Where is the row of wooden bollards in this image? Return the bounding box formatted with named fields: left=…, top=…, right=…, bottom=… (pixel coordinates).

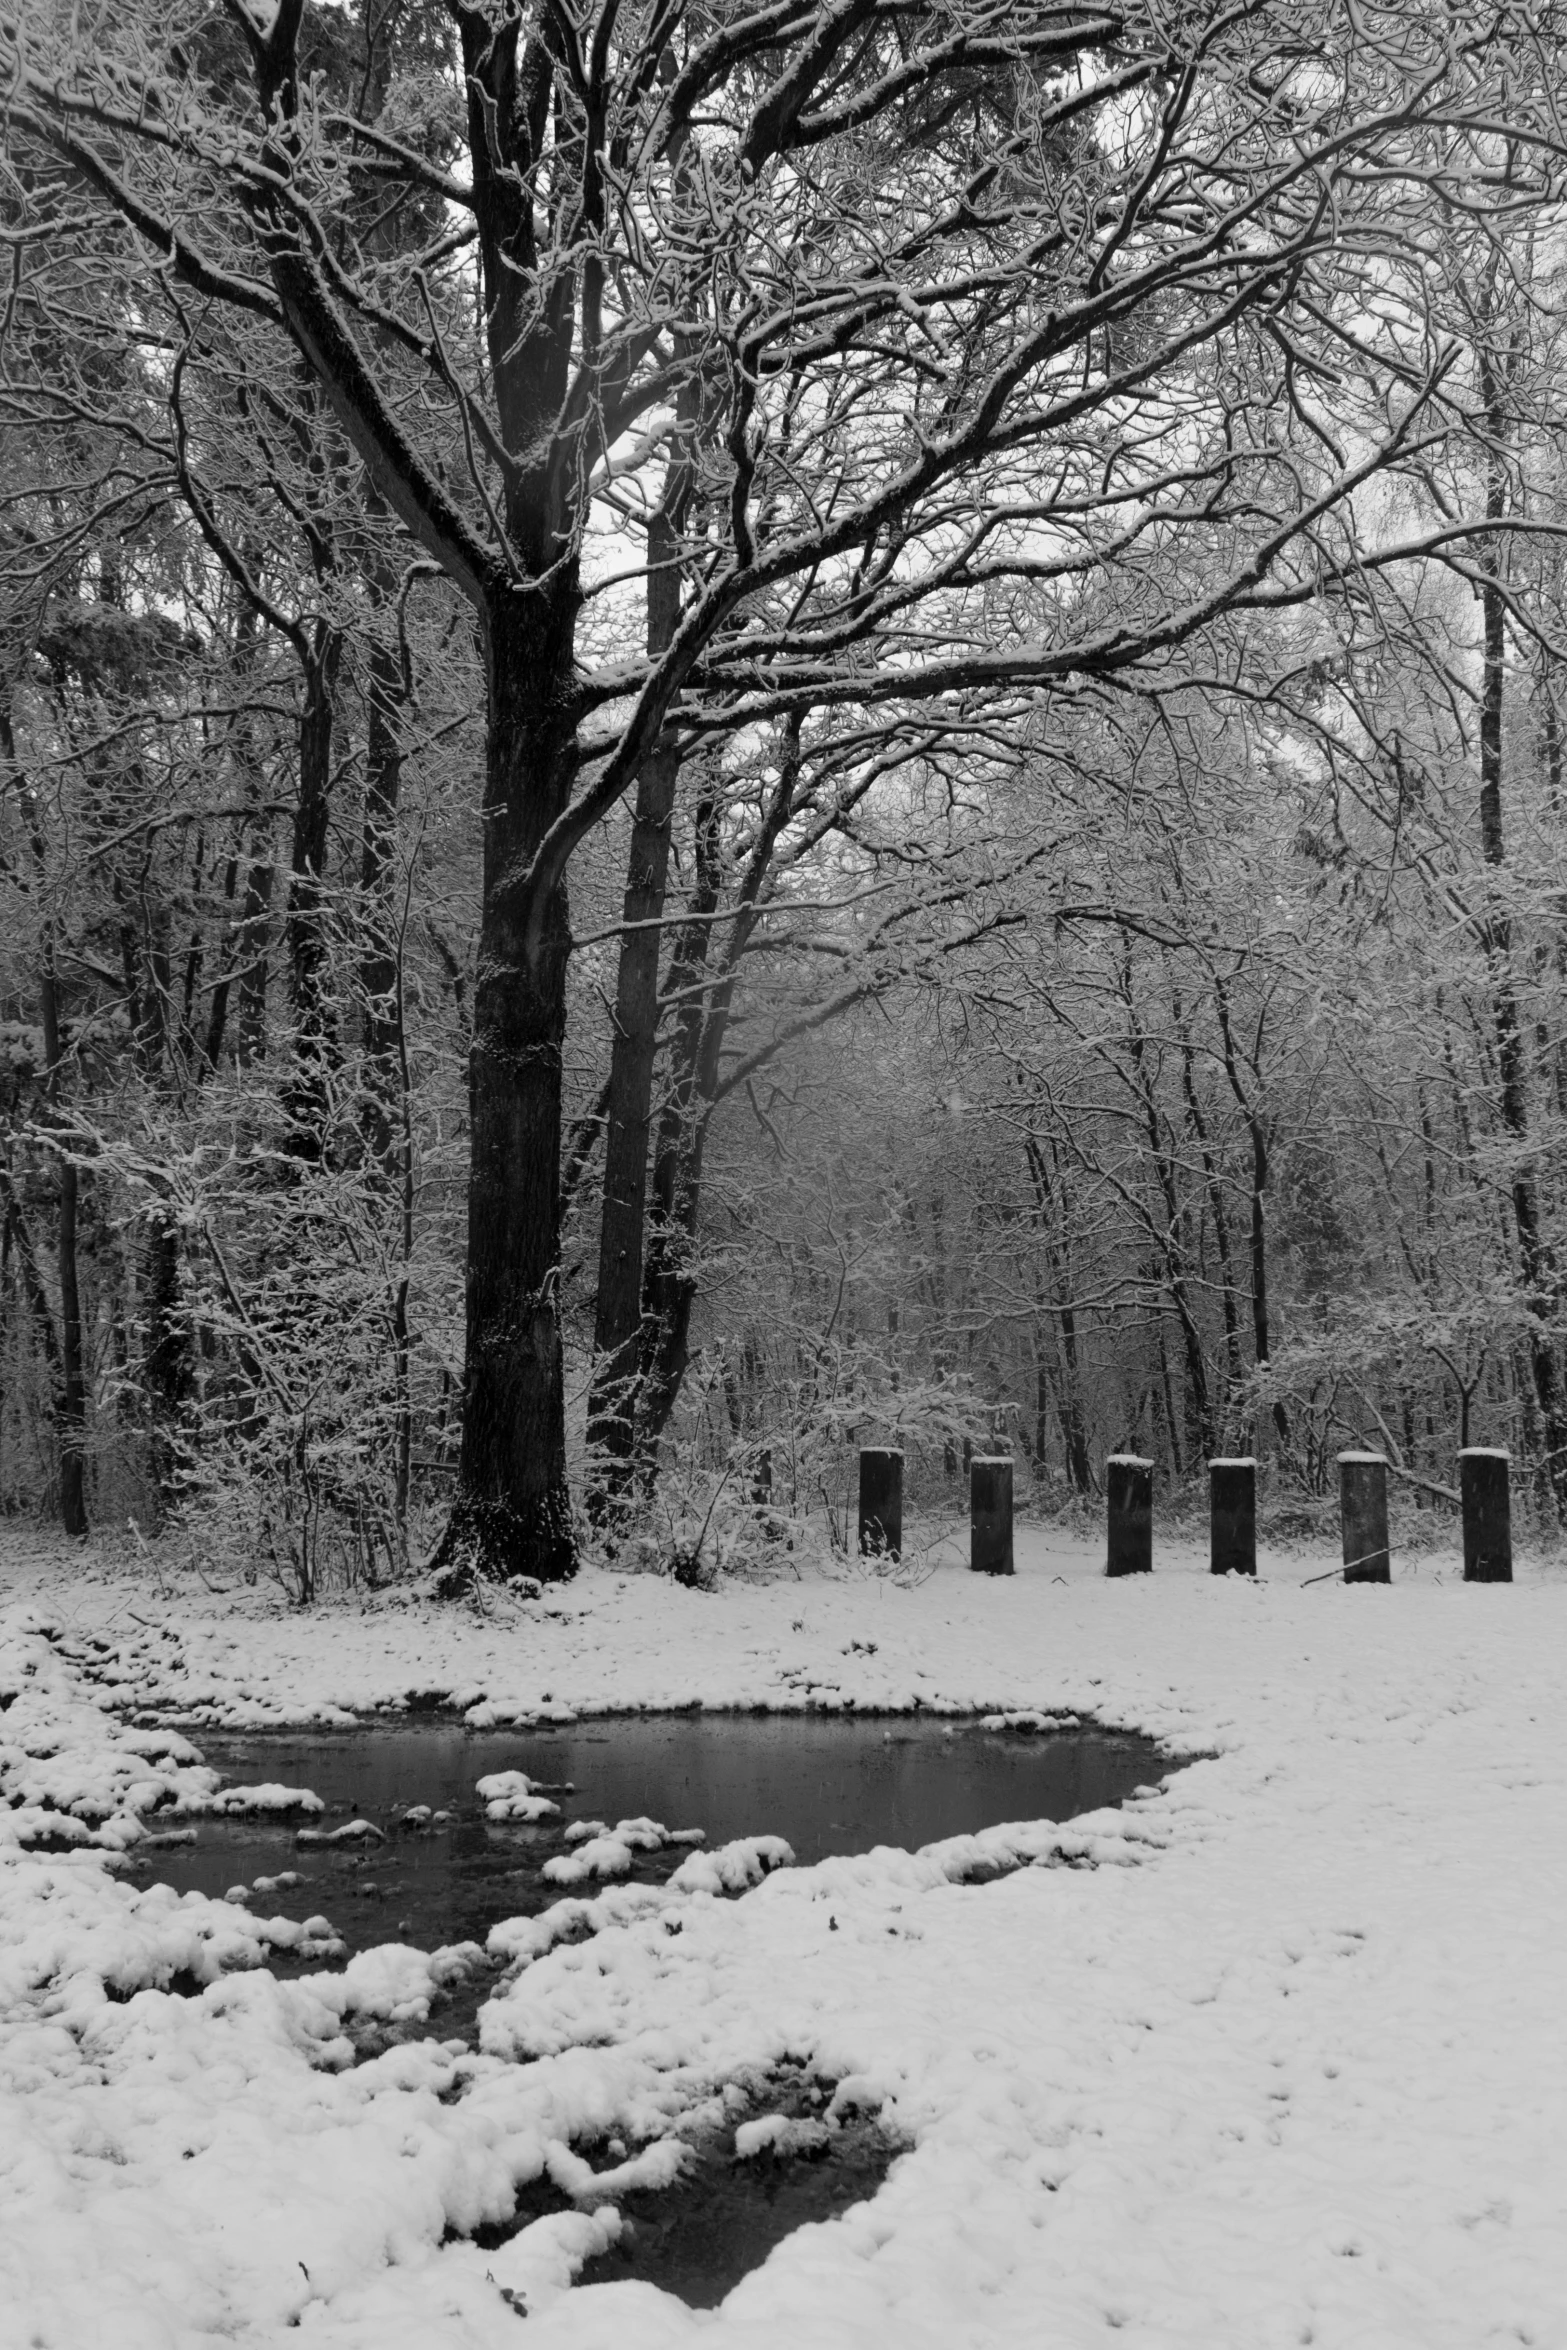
left=856, top=1444, right=1516, bottom=1581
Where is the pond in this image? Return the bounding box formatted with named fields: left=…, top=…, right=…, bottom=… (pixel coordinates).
left=126, top=1710, right=1184, bottom=2310
left=129, top=1711, right=1178, bottom=1965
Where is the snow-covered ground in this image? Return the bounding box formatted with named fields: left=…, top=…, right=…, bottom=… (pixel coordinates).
left=3, top=1519, right=1565, bottom=2349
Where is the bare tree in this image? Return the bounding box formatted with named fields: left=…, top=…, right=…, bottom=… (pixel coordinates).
left=7, top=0, right=1564, bottom=1577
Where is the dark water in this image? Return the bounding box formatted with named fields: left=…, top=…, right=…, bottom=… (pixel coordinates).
left=482, top=2066, right=904, bottom=2310
left=578, top=2113, right=900, bottom=2308
left=128, top=1713, right=1176, bottom=1962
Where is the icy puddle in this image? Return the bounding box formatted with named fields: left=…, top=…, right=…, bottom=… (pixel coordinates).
left=131, top=1712, right=1176, bottom=1968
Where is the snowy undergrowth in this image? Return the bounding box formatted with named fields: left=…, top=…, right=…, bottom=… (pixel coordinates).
left=3, top=1523, right=1566, bottom=2347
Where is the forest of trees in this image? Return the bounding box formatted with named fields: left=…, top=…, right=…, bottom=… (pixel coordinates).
left=5, top=0, right=1567, bottom=1590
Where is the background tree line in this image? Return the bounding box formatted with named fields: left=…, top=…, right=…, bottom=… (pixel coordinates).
left=3, top=0, right=1567, bottom=1586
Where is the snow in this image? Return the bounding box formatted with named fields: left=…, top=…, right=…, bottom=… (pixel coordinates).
left=667, top=1834, right=793, bottom=1894
left=734, top=2111, right=831, bottom=2159
left=542, top=1817, right=707, bottom=1885
left=476, top=1770, right=564, bottom=1823
left=5, top=1521, right=1567, bottom=2345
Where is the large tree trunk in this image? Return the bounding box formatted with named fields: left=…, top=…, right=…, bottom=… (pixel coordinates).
left=437, top=591, right=578, bottom=1583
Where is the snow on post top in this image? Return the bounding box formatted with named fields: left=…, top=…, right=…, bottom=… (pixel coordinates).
left=1458, top=1446, right=1511, bottom=1459
left=1208, top=1456, right=1256, bottom=1469
left=1337, top=1451, right=1388, bottom=1464
left=971, top=1454, right=1013, bottom=1466
left=1105, top=1454, right=1153, bottom=1468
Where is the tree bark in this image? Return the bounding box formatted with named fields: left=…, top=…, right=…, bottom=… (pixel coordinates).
left=436, top=589, right=578, bottom=1582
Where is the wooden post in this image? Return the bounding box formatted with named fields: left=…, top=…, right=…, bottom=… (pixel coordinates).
left=858, top=1447, right=903, bottom=1560
left=1105, top=1455, right=1153, bottom=1577
left=970, top=1455, right=1014, bottom=1575
left=1338, top=1452, right=1390, bottom=1583
left=1459, top=1447, right=1512, bottom=1583
left=751, top=1448, right=772, bottom=1507
left=1209, top=1457, right=1256, bottom=1576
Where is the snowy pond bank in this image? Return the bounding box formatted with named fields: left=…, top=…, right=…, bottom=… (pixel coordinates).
left=3, top=1519, right=1566, bottom=2347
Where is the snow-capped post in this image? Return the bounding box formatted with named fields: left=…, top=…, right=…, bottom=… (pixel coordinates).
left=1209, top=1458, right=1257, bottom=1576
left=858, top=1447, right=903, bottom=1561
left=1338, top=1452, right=1390, bottom=1583
left=752, top=1449, right=772, bottom=1506
left=1105, top=1455, right=1153, bottom=1576
left=1459, top=1447, right=1512, bottom=1582
left=970, top=1455, right=1014, bottom=1575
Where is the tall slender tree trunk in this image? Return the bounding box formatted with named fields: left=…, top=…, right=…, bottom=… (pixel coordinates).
left=1024, top=1136, right=1092, bottom=1491
left=205, top=596, right=274, bottom=1071
left=283, top=622, right=343, bottom=1159
left=1124, top=1002, right=1215, bottom=1460
left=1476, top=343, right=1567, bottom=1509
left=586, top=496, right=687, bottom=1519
left=1480, top=568, right=1567, bottom=1501
left=1, top=692, right=87, bottom=1532
left=635, top=793, right=724, bottom=1466
left=142, top=1208, right=187, bottom=1515
left=1178, top=1016, right=1245, bottom=1425
left=1212, top=978, right=1289, bottom=1456
left=358, top=630, right=405, bottom=1157
left=1242, top=1112, right=1290, bottom=1452
left=632, top=720, right=812, bottom=1470
left=39, top=949, right=87, bottom=1536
